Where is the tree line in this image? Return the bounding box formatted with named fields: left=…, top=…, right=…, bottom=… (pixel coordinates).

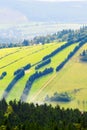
left=35, top=59, right=51, bottom=70
left=42, top=30, right=87, bottom=61
left=14, top=64, right=31, bottom=76
left=0, top=99, right=87, bottom=130
left=21, top=67, right=54, bottom=102
left=56, top=37, right=87, bottom=72
left=42, top=41, right=75, bottom=61
left=1, top=26, right=87, bottom=49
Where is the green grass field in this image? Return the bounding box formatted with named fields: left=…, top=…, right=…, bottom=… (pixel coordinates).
left=0, top=42, right=65, bottom=99
left=0, top=42, right=87, bottom=111
left=27, top=43, right=77, bottom=102
left=33, top=43, right=87, bottom=111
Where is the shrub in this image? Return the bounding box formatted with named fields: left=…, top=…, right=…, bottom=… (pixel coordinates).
left=23, top=64, right=31, bottom=71
left=0, top=71, right=7, bottom=80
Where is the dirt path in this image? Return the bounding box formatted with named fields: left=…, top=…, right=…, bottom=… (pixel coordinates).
left=31, top=73, right=57, bottom=101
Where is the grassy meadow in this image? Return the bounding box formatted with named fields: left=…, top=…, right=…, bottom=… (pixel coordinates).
left=0, top=42, right=87, bottom=111
left=33, top=43, right=87, bottom=111
left=0, top=42, right=64, bottom=100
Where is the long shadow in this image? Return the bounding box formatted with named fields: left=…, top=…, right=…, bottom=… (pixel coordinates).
left=1, top=60, right=43, bottom=100
left=2, top=78, right=17, bottom=99
left=2, top=40, right=85, bottom=101
left=20, top=81, right=33, bottom=102
left=0, top=44, right=56, bottom=100
left=20, top=39, right=87, bottom=102
left=20, top=68, right=54, bottom=102
left=1, top=71, right=25, bottom=100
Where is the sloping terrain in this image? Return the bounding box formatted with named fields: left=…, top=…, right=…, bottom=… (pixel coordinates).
left=33, top=43, right=87, bottom=111
left=0, top=42, right=64, bottom=99
left=0, top=41, right=87, bottom=111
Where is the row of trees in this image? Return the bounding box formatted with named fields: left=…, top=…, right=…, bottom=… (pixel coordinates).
left=29, top=67, right=53, bottom=83
left=56, top=38, right=87, bottom=72
left=30, top=27, right=87, bottom=45
left=42, top=29, right=87, bottom=61
left=14, top=64, right=31, bottom=76
left=35, top=59, right=51, bottom=70
left=42, top=41, right=76, bottom=61
left=21, top=67, right=54, bottom=102
left=0, top=99, right=87, bottom=130
left=23, top=64, right=31, bottom=71
left=1, top=26, right=87, bottom=49
left=14, top=69, right=25, bottom=81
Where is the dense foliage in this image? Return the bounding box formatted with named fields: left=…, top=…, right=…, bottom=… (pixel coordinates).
left=14, top=64, right=31, bottom=75
left=23, top=64, right=31, bottom=71
left=1, top=26, right=87, bottom=48
left=35, top=59, right=51, bottom=70
left=31, top=27, right=87, bottom=45
left=0, top=99, right=87, bottom=130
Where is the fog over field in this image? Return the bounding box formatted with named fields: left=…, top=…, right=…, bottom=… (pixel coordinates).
left=0, top=0, right=87, bottom=43
left=0, top=23, right=85, bottom=43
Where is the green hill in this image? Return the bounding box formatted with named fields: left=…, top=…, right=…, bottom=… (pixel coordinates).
left=0, top=39, right=87, bottom=111
left=33, top=43, right=87, bottom=111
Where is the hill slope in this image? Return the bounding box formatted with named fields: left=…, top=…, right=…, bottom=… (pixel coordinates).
left=33, top=43, right=87, bottom=111
left=0, top=41, right=87, bottom=111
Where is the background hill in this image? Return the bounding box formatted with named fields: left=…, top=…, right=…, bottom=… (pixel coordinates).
left=0, top=23, right=83, bottom=44
left=0, top=26, right=87, bottom=111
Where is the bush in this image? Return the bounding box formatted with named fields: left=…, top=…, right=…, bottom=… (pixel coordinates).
left=45, top=92, right=72, bottom=102
left=0, top=71, right=7, bottom=80
left=23, top=64, right=31, bottom=71
left=2, top=72, right=7, bottom=76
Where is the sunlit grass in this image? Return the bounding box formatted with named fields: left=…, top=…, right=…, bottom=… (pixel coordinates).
left=0, top=42, right=65, bottom=100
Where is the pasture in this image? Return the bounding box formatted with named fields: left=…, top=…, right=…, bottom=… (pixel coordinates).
left=0, top=42, right=87, bottom=111
left=0, top=42, right=64, bottom=100
left=33, top=43, right=87, bottom=111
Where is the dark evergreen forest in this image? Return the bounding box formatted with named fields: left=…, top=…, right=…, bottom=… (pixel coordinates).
left=0, top=99, right=87, bottom=130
